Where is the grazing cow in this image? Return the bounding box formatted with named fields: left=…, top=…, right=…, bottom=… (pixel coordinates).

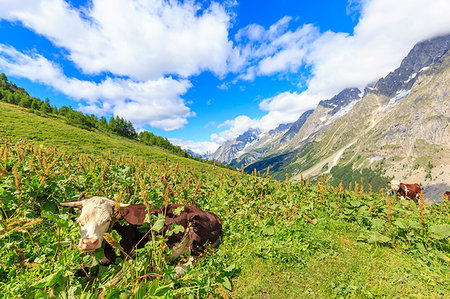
left=387, top=180, right=422, bottom=203
left=60, top=193, right=222, bottom=277
left=443, top=191, right=450, bottom=201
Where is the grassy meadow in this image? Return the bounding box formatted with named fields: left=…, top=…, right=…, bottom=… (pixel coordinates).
left=0, top=103, right=449, bottom=298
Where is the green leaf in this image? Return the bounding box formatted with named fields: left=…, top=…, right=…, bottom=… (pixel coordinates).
left=152, top=214, right=166, bottom=232
left=367, top=232, right=390, bottom=244
left=83, top=255, right=93, bottom=264
left=166, top=224, right=185, bottom=236
left=408, top=220, right=422, bottom=230
left=105, top=289, right=120, bottom=299
left=137, top=222, right=150, bottom=233
left=41, top=210, right=68, bottom=227
left=111, top=229, right=122, bottom=243
left=34, top=289, right=51, bottom=299
left=349, top=200, right=361, bottom=207
left=393, top=219, right=407, bottom=229
left=154, top=283, right=173, bottom=296
left=32, top=269, right=64, bottom=288
left=173, top=205, right=185, bottom=216
left=148, top=280, right=159, bottom=295
left=371, top=218, right=385, bottom=229
left=172, top=224, right=185, bottom=234
left=95, top=248, right=104, bottom=261
left=222, top=276, right=232, bottom=291
left=416, top=242, right=425, bottom=251
left=429, top=224, right=450, bottom=239
left=223, top=263, right=236, bottom=274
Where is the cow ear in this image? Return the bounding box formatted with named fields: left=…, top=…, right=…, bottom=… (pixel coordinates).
left=119, top=204, right=147, bottom=225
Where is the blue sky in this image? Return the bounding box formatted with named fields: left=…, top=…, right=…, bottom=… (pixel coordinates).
left=1, top=0, right=449, bottom=154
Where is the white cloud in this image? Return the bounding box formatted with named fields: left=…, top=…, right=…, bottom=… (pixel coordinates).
left=231, top=18, right=319, bottom=78
left=208, top=91, right=319, bottom=144
left=169, top=138, right=220, bottom=156
left=211, top=115, right=254, bottom=144
left=0, top=0, right=233, bottom=80
left=0, top=44, right=193, bottom=130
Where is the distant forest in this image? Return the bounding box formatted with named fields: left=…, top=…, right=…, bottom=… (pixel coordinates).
left=0, top=73, right=234, bottom=170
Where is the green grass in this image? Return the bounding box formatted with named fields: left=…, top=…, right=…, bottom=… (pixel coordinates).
left=232, top=213, right=448, bottom=298
left=0, top=103, right=449, bottom=298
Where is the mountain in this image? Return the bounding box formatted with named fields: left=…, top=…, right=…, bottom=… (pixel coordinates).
left=218, top=34, right=450, bottom=200
left=280, top=109, right=314, bottom=143
left=212, top=86, right=362, bottom=166
left=212, top=128, right=262, bottom=163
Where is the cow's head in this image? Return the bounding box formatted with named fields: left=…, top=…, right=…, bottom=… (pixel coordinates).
left=60, top=194, right=146, bottom=251
left=387, top=180, right=400, bottom=191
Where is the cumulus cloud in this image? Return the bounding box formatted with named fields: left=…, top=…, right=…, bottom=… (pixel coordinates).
left=211, top=115, right=254, bottom=144
left=0, top=0, right=232, bottom=80
left=0, top=44, right=192, bottom=130
left=231, top=18, right=319, bottom=78
left=169, top=138, right=220, bottom=156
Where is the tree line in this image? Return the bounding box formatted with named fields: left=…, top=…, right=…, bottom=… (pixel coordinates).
left=0, top=73, right=235, bottom=170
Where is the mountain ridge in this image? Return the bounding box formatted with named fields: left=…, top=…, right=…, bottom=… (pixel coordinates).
left=219, top=33, right=450, bottom=200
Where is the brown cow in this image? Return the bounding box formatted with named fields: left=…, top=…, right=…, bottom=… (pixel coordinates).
left=60, top=194, right=222, bottom=277
left=387, top=180, right=422, bottom=203
left=443, top=191, right=450, bottom=201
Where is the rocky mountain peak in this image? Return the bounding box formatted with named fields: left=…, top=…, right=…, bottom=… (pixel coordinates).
left=374, top=34, right=450, bottom=98
left=318, top=88, right=361, bottom=115
left=236, top=128, right=261, bottom=143
left=268, top=123, right=292, bottom=135
left=280, top=109, right=314, bottom=143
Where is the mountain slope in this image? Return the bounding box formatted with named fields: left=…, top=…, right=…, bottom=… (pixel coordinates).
left=244, top=34, right=450, bottom=199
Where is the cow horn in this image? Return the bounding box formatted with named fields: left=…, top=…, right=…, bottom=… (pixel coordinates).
left=119, top=203, right=130, bottom=207
left=60, top=201, right=83, bottom=207
left=78, top=192, right=86, bottom=201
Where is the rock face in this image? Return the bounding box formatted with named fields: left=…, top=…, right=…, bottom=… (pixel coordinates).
left=318, top=88, right=361, bottom=115
left=280, top=110, right=313, bottom=143
left=212, top=128, right=261, bottom=163
left=214, top=34, right=450, bottom=199
left=288, top=88, right=362, bottom=147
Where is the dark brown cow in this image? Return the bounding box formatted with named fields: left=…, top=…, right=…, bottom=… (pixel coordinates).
left=387, top=180, right=422, bottom=203
left=61, top=195, right=222, bottom=277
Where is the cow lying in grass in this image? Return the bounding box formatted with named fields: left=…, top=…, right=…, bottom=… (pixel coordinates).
left=387, top=180, right=422, bottom=204
left=60, top=194, right=222, bottom=277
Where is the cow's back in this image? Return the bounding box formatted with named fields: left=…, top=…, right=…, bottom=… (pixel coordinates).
left=153, top=204, right=222, bottom=249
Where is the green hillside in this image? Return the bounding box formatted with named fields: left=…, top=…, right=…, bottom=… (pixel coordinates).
left=0, top=101, right=215, bottom=173
left=0, top=136, right=448, bottom=298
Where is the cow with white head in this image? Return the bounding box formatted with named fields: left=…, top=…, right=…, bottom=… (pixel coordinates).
left=60, top=194, right=134, bottom=251
left=61, top=193, right=222, bottom=278
left=387, top=180, right=422, bottom=203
